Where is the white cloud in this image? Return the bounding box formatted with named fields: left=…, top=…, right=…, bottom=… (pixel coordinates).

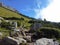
left=34, top=0, right=42, bottom=19
left=34, top=9, right=41, bottom=18
left=34, top=0, right=60, bottom=22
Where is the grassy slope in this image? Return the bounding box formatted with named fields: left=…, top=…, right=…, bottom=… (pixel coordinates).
left=0, top=6, right=60, bottom=29
left=0, top=6, right=31, bottom=21
left=0, top=6, right=32, bottom=29
left=0, top=6, right=60, bottom=42
left=0, top=6, right=32, bottom=37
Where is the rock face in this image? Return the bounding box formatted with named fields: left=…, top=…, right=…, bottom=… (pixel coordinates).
left=30, top=23, right=42, bottom=32
left=3, top=36, right=27, bottom=45
left=34, top=38, right=59, bottom=45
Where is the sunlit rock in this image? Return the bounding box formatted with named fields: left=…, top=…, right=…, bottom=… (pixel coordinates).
left=34, top=38, right=59, bottom=45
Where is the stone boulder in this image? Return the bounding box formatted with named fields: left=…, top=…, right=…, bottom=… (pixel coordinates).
left=34, top=38, right=59, bottom=45
left=3, top=36, right=27, bottom=45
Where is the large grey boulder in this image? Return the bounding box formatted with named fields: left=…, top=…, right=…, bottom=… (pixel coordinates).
left=34, top=38, right=59, bottom=45
left=4, top=36, right=27, bottom=45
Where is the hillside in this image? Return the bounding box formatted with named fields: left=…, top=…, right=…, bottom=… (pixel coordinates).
left=0, top=5, right=60, bottom=29
left=0, top=6, right=33, bottom=29
left=0, top=3, right=60, bottom=43
left=0, top=6, right=31, bottom=21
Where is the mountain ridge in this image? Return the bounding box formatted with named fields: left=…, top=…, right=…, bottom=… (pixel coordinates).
left=0, top=2, right=35, bottom=20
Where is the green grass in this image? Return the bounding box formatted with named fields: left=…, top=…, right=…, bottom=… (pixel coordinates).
left=58, top=39, right=60, bottom=43
left=0, top=6, right=32, bottom=29
left=0, top=27, right=12, bottom=32
left=40, top=27, right=60, bottom=32
left=37, top=27, right=60, bottom=43
left=0, top=28, right=12, bottom=38
left=0, top=7, right=31, bottom=21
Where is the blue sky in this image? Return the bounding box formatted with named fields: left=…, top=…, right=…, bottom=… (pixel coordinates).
left=0, top=0, right=60, bottom=22
left=0, top=0, right=49, bottom=18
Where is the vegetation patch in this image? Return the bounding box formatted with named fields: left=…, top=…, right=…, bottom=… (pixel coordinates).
left=31, top=27, right=60, bottom=42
